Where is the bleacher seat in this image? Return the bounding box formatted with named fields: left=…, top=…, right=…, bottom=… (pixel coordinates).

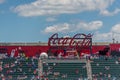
left=1, top=58, right=38, bottom=79
left=43, top=62, right=87, bottom=79
left=91, top=57, right=120, bottom=79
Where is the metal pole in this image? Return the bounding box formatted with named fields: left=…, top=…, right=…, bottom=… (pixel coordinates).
left=86, top=60, right=92, bottom=80
left=38, top=59, right=43, bottom=80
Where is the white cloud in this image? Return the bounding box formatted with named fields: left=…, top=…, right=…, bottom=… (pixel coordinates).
left=44, top=23, right=71, bottom=33
left=100, top=8, right=120, bottom=16
left=13, top=0, right=115, bottom=17
left=77, top=21, right=103, bottom=31
left=44, top=22, right=120, bottom=42
left=111, top=23, right=120, bottom=33
left=110, top=23, right=120, bottom=42
left=93, top=32, right=112, bottom=42
left=0, top=0, right=5, bottom=4
left=93, top=23, right=120, bottom=42
left=43, top=20, right=103, bottom=33
left=46, top=17, right=57, bottom=22
left=93, top=31, right=120, bottom=42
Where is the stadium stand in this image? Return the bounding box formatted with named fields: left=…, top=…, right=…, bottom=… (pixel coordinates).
left=91, top=57, right=120, bottom=80
left=1, top=52, right=120, bottom=80
left=0, top=57, right=39, bottom=80
left=42, top=59, right=87, bottom=80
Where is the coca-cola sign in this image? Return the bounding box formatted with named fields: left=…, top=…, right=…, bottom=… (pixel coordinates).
left=48, top=33, right=92, bottom=48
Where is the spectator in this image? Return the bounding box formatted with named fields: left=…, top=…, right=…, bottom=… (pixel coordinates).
left=105, top=66, right=110, bottom=70
left=115, top=61, right=119, bottom=64
left=10, top=49, right=15, bottom=58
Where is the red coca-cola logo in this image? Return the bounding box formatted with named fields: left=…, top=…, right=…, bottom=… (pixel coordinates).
left=48, top=33, right=92, bottom=48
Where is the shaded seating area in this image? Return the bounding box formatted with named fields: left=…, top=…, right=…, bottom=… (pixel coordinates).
left=43, top=62, right=87, bottom=80
left=1, top=56, right=120, bottom=80
left=0, top=58, right=38, bottom=80
left=91, top=57, right=120, bottom=80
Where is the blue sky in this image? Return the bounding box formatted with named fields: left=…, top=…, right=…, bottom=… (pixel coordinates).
left=0, top=0, right=120, bottom=43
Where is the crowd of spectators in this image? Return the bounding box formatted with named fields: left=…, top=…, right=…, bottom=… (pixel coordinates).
left=0, top=52, right=39, bottom=80
left=1, top=50, right=120, bottom=80
left=91, top=56, right=120, bottom=80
